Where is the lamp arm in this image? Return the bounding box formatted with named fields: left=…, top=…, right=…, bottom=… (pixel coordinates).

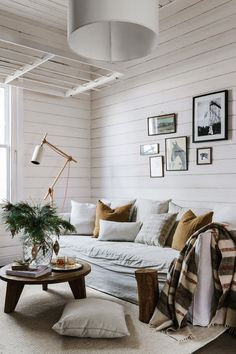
left=44, top=158, right=71, bottom=201
left=43, top=139, right=77, bottom=163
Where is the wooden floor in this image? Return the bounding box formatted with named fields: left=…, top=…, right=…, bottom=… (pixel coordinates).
left=194, top=332, right=236, bottom=354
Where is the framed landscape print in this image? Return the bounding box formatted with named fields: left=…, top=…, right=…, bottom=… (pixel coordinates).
left=197, top=147, right=212, bottom=165
left=149, top=156, right=164, bottom=178
left=165, top=136, right=188, bottom=171
left=140, top=143, right=159, bottom=156
left=193, top=90, right=228, bottom=143
left=148, top=113, right=176, bottom=136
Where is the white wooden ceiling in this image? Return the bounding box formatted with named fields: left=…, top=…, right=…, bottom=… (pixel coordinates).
left=0, top=40, right=122, bottom=97
left=0, top=0, right=177, bottom=97
left=0, top=1, right=174, bottom=32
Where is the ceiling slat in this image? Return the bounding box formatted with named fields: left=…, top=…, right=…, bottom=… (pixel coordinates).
left=5, top=53, right=55, bottom=84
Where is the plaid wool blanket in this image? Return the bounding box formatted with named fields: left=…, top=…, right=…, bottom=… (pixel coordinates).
left=150, top=223, right=236, bottom=338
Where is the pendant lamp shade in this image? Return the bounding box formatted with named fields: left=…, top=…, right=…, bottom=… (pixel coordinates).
left=68, top=0, right=159, bottom=62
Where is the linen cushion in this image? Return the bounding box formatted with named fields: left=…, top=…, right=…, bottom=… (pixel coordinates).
left=98, top=220, right=141, bottom=242
left=93, top=200, right=133, bottom=237
left=213, top=204, right=236, bottom=230
left=172, top=210, right=213, bottom=251
left=168, top=201, right=212, bottom=221
left=133, top=198, right=170, bottom=223
left=101, top=198, right=136, bottom=221
left=135, top=213, right=177, bottom=246
left=70, top=201, right=96, bottom=235
left=52, top=298, right=129, bottom=338
left=166, top=202, right=213, bottom=247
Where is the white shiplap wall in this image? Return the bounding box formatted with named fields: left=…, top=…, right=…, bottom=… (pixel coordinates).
left=91, top=0, right=236, bottom=208
left=0, top=89, right=91, bottom=265
left=23, top=90, right=91, bottom=210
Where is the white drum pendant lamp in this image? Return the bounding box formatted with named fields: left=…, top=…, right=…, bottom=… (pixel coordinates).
left=68, top=0, right=159, bottom=62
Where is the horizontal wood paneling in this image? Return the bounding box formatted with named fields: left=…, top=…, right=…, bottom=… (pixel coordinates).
left=23, top=90, right=91, bottom=209
left=91, top=0, right=236, bottom=209
left=0, top=89, right=91, bottom=265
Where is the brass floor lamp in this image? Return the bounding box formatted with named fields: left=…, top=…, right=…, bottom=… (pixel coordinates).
left=31, top=133, right=77, bottom=206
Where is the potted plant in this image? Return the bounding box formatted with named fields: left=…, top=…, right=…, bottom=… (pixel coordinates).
left=1, top=201, right=75, bottom=266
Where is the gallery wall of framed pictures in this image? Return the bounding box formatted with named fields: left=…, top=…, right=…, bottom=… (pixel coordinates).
left=140, top=89, right=228, bottom=178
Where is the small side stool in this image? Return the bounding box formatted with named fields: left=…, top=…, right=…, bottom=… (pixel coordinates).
left=135, top=269, right=159, bottom=323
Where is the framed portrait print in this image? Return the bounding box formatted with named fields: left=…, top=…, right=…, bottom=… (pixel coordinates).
left=148, top=113, right=176, bottom=136
left=193, top=90, right=228, bottom=143
left=140, top=143, right=159, bottom=156
left=197, top=147, right=212, bottom=165
left=165, top=136, right=188, bottom=171
left=149, top=156, right=164, bottom=178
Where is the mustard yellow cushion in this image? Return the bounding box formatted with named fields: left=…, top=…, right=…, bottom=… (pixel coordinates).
left=171, top=210, right=213, bottom=251
left=93, top=200, right=133, bottom=237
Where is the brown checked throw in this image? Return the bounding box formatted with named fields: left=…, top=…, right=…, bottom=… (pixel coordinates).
left=150, top=223, right=236, bottom=341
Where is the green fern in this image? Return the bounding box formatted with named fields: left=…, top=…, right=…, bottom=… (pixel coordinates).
left=1, top=201, right=75, bottom=247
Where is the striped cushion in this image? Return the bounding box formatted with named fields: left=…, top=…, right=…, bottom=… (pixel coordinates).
left=135, top=213, right=177, bottom=247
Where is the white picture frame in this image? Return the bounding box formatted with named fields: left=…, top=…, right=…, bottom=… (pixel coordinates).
left=149, top=156, right=164, bottom=178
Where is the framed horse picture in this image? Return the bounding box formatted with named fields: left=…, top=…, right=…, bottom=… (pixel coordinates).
left=165, top=136, right=188, bottom=171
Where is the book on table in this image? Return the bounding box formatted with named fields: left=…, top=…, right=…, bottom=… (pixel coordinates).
left=6, top=266, right=52, bottom=278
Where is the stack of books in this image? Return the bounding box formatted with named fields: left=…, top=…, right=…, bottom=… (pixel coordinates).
left=6, top=263, right=52, bottom=278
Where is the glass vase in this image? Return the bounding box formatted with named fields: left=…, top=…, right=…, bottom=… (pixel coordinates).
left=23, top=237, right=53, bottom=267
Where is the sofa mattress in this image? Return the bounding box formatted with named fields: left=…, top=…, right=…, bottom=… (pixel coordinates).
left=59, top=235, right=179, bottom=274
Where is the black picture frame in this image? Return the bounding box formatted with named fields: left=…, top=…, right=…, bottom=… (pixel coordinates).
left=192, top=90, right=228, bottom=143
left=165, top=136, right=188, bottom=171
left=140, top=143, right=159, bottom=156
left=196, top=147, right=212, bottom=165
left=149, top=156, right=164, bottom=178
left=147, top=113, right=176, bottom=136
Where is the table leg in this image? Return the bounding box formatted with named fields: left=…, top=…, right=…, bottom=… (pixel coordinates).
left=68, top=277, right=86, bottom=299
left=4, top=282, right=24, bottom=313
left=42, top=283, right=48, bottom=291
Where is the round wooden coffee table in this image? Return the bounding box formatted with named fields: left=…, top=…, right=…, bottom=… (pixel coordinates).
left=0, top=262, right=91, bottom=313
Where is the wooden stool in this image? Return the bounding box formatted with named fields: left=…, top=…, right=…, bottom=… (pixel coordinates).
left=135, top=269, right=159, bottom=323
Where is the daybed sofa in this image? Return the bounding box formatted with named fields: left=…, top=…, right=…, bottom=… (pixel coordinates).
left=58, top=198, right=230, bottom=326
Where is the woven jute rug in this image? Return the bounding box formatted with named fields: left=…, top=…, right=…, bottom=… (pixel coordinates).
left=0, top=281, right=226, bottom=354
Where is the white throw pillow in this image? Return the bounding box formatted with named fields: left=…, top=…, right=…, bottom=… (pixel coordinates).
left=101, top=198, right=136, bottom=221
left=213, top=204, right=236, bottom=229
left=135, top=213, right=177, bottom=247
left=168, top=201, right=212, bottom=221
left=70, top=201, right=96, bottom=235
left=134, top=199, right=170, bottom=223
left=98, top=220, right=141, bottom=242
left=52, top=298, right=130, bottom=338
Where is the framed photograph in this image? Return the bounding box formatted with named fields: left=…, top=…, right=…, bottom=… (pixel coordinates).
left=197, top=147, right=212, bottom=165
left=148, top=113, right=176, bottom=136
left=165, top=136, right=188, bottom=171
left=140, top=143, right=159, bottom=156
left=149, top=156, right=164, bottom=178
left=193, top=90, right=228, bottom=143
